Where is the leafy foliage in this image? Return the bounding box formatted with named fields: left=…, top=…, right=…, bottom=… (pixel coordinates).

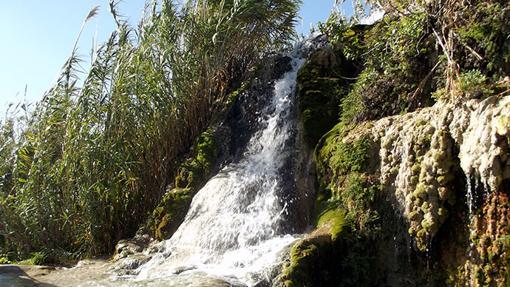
left=347, top=12, right=436, bottom=123
left=0, top=0, right=301, bottom=259
left=457, top=70, right=492, bottom=98
left=323, top=0, right=510, bottom=125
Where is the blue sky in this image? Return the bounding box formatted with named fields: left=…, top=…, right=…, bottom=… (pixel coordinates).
left=0, top=1, right=341, bottom=114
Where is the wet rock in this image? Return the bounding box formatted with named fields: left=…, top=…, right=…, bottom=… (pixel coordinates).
left=113, top=234, right=152, bottom=261
left=303, top=93, right=510, bottom=286
left=273, top=226, right=341, bottom=287
left=0, top=265, right=56, bottom=287
left=112, top=253, right=151, bottom=276
left=224, top=54, right=295, bottom=161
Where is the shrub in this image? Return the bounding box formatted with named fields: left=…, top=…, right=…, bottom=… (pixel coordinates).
left=333, top=11, right=437, bottom=124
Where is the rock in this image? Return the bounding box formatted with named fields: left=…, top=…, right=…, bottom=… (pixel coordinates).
left=112, top=253, right=151, bottom=275
left=113, top=234, right=152, bottom=261
left=0, top=265, right=56, bottom=287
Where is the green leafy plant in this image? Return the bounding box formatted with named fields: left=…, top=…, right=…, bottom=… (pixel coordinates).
left=457, top=70, right=492, bottom=98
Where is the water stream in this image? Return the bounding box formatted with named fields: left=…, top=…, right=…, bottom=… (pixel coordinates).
left=131, top=52, right=306, bottom=286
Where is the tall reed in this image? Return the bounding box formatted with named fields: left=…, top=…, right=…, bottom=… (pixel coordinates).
left=0, top=0, right=300, bottom=258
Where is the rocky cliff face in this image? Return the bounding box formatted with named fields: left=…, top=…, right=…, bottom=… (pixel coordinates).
left=278, top=89, right=510, bottom=286
left=276, top=3, right=510, bottom=284
left=346, top=95, right=509, bottom=285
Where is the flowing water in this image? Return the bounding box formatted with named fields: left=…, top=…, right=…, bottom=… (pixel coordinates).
left=131, top=52, right=307, bottom=286
left=1, top=49, right=308, bottom=287
left=6, top=40, right=317, bottom=287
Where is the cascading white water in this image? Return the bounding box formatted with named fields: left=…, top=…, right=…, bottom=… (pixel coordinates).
left=134, top=53, right=306, bottom=286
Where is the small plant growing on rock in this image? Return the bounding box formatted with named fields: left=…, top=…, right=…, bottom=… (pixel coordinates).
left=457, top=70, right=492, bottom=98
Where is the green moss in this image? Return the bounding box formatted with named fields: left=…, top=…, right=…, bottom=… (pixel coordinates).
left=412, top=163, right=421, bottom=174
left=411, top=175, right=419, bottom=185
left=226, top=82, right=247, bottom=105
left=413, top=183, right=428, bottom=199
left=409, top=210, right=422, bottom=221
left=152, top=188, right=192, bottom=240
left=317, top=123, right=371, bottom=180
left=416, top=118, right=428, bottom=127
left=306, top=116, right=383, bottom=285
left=421, top=215, right=437, bottom=233
left=316, top=122, right=379, bottom=230
left=389, top=166, right=399, bottom=176
left=175, top=129, right=218, bottom=189
left=438, top=174, right=454, bottom=185
left=297, top=48, right=357, bottom=148
left=421, top=201, right=430, bottom=212
left=317, top=208, right=346, bottom=241
left=280, top=241, right=321, bottom=287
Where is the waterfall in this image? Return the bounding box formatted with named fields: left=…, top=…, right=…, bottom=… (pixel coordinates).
left=134, top=52, right=307, bottom=286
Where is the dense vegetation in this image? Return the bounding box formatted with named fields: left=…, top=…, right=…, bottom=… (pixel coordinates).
left=1, top=0, right=509, bottom=286
left=0, top=0, right=300, bottom=262
left=280, top=0, right=510, bottom=286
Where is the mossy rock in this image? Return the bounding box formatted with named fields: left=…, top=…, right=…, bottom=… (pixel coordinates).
left=317, top=207, right=346, bottom=241
left=277, top=227, right=341, bottom=287
left=297, top=48, right=358, bottom=148
left=175, top=129, right=218, bottom=189
left=276, top=201, right=346, bottom=286
left=277, top=203, right=381, bottom=287
left=280, top=236, right=332, bottom=287
left=152, top=129, right=219, bottom=240
left=152, top=188, right=192, bottom=241
left=304, top=120, right=384, bottom=286
left=316, top=123, right=371, bottom=189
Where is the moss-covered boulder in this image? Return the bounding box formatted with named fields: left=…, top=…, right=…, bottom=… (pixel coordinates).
left=275, top=210, right=346, bottom=287
left=175, top=129, right=219, bottom=189
left=151, top=188, right=192, bottom=241
left=147, top=126, right=224, bottom=241
left=146, top=128, right=220, bottom=241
